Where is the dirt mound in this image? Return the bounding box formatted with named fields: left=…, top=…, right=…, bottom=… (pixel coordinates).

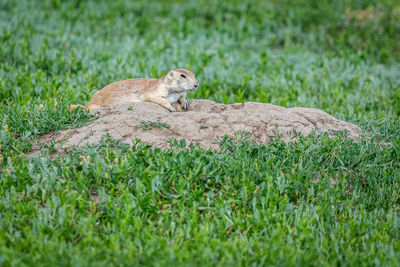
left=39, top=100, right=361, bottom=151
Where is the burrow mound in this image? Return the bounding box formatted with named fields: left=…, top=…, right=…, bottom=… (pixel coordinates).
left=38, top=99, right=361, bottom=151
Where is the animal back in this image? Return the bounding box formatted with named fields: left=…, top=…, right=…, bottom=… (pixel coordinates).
left=88, top=78, right=158, bottom=107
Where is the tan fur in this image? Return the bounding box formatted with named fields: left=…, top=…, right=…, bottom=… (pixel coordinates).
left=69, top=104, right=87, bottom=111
left=70, top=69, right=199, bottom=112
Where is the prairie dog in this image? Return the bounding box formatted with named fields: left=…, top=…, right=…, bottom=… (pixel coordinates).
left=71, top=69, right=199, bottom=112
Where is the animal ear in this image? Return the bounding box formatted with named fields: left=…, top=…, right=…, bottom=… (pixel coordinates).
left=169, top=71, right=174, bottom=77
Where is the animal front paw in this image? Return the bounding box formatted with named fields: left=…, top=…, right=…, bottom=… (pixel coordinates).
left=164, top=105, right=176, bottom=112
left=181, top=99, right=190, bottom=110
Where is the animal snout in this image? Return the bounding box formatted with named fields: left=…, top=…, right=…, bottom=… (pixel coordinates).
left=194, top=83, right=198, bottom=88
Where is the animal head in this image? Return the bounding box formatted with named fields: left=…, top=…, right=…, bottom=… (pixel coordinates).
left=164, top=69, right=199, bottom=92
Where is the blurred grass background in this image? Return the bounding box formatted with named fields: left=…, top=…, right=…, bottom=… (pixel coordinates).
left=1, top=0, right=399, bottom=115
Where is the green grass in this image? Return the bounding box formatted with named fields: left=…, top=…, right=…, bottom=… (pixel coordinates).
left=137, top=118, right=170, bottom=131
left=1, top=0, right=400, bottom=266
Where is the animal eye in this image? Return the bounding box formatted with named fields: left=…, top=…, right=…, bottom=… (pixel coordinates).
left=180, top=74, right=186, bottom=78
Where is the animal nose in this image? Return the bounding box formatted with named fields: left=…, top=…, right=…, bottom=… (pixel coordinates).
left=194, top=83, right=198, bottom=88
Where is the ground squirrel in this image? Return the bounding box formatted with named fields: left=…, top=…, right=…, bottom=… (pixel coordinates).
left=70, top=69, right=199, bottom=112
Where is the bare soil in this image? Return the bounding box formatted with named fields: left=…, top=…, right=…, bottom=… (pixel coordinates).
left=37, top=100, right=361, bottom=151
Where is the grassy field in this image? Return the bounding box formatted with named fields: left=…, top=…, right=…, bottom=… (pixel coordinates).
left=1, top=0, right=400, bottom=265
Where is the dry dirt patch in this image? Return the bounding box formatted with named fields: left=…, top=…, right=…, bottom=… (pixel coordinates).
left=37, top=99, right=361, bottom=151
